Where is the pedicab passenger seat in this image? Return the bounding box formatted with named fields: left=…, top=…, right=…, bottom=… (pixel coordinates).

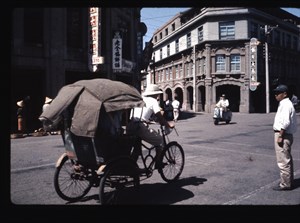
left=93, top=131, right=137, bottom=163
left=65, top=109, right=138, bottom=168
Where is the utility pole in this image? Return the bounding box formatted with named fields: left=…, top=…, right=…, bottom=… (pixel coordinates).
left=193, top=45, right=196, bottom=112
left=262, top=24, right=278, bottom=113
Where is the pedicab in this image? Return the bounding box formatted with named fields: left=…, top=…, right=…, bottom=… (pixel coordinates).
left=39, top=78, right=184, bottom=204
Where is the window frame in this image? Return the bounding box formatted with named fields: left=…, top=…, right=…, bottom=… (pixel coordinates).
left=216, top=54, right=226, bottom=72
left=219, top=21, right=235, bottom=40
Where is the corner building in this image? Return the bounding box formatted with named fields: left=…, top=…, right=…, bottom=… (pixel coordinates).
left=11, top=8, right=145, bottom=133
left=148, top=8, right=300, bottom=113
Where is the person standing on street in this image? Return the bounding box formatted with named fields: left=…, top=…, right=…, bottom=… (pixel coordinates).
left=16, top=100, right=25, bottom=135
left=172, top=96, right=180, bottom=122
left=16, top=96, right=30, bottom=136
left=272, top=84, right=297, bottom=191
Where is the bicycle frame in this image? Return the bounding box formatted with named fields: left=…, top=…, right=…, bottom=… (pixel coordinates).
left=132, top=124, right=178, bottom=178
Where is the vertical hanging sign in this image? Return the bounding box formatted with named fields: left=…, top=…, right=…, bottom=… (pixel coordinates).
left=88, top=7, right=103, bottom=72
left=112, top=32, right=122, bottom=71
left=249, top=38, right=260, bottom=91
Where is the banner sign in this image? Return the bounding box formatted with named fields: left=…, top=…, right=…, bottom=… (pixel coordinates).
left=249, top=38, right=260, bottom=91
left=88, top=7, right=103, bottom=72
left=112, top=32, right=122, bottom=70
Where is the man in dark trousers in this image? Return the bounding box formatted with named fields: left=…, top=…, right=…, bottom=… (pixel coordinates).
left=272, top=84, right=297, bottom=191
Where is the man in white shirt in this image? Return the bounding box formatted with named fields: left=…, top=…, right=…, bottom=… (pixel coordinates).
left=172, top=96, right=180, bottom=122
left=215, top=94, right=229, bottom=118
left=272, top=84, right=297, bottom=191
left=127, top=84, right=174, bottom=166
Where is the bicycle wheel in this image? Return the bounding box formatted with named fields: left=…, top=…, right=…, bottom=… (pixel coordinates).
left=98, top=157, right=140, bottom=205
left=158, top=141, right=185, bottom=183
left=54, top=154, right=94, bottom=202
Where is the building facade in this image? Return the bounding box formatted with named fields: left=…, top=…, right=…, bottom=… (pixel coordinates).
left=11, top=8, right=146, bottom=133
left=146, top=7, right=300, bottom=114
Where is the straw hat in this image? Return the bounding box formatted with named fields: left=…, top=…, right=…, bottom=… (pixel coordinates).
left=17, top=100, right=24, bottom=107
left=142, top=84, right=163, bottom=96
left=45, top=97, right=53, bottom=104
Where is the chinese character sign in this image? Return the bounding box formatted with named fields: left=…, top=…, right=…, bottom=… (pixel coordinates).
left=88, top=7, right=103, bottom=72
left=112, top=32, right=122, bottom=70
left=249, top=38, right=260, bottom=91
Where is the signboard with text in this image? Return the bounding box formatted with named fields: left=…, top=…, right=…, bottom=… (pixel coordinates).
left=88, top=7, right=104, bottom=72
left=249, top=38, right=260, bottom=91
left=112, top=32, right=122, bottom=70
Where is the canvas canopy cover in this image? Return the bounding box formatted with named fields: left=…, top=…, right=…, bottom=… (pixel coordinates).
left=39, top=78, right=145, bottom=137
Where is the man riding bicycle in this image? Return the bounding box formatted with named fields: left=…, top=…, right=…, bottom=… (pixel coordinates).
left=126, top=84, right=174, bottom=167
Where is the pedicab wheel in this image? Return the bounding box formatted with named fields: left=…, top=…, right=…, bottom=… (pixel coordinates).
left=54, top=154, right=93, bottom=202
left=158, top=141, right=185, bottom=183
left=98, top=156, right=140, bottom=205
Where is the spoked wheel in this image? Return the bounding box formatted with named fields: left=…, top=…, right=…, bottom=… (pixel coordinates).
left=54, top=154, right=94, bottom=202
left=158, top=141, right=185, bottom=183
left=98, top=157, right=140, bottom=205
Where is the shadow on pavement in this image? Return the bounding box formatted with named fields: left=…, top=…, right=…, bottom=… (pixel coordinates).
left=73, top=176, right=207, bottom=205
left=292, top=178, right=300, bottom=190
left=215, top=121, right=237, bottom=125
left=179, top=111, right=202, bottom=120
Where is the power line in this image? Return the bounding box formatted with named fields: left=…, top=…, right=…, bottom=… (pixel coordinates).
left=142, top=14, right=181, bottom=21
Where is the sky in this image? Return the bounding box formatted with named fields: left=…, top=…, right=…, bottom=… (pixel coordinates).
left=141, top=7, right=300, bottom=48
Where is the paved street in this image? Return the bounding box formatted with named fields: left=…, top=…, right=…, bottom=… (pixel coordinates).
left=10, top=112, right=300, bottom=207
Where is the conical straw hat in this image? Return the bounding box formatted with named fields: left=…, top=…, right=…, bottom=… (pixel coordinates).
left=17, top=100, right=24, bottom=107
left=45, top=97, right=53, bottom=104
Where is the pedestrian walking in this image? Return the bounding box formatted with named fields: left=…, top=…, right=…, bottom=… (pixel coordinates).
left=172, top=96, right=180, bottom=122
left=272, top=84, right=297, bottom=191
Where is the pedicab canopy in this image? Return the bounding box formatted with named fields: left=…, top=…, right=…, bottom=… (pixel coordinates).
left=39, top=78, right=145, bottom=137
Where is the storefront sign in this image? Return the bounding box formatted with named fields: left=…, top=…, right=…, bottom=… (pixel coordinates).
left=249, top=38, right=260, bottom=91
left=88, top=7, right=103, bottom=72
left=112, top=32, right=122, bottom=70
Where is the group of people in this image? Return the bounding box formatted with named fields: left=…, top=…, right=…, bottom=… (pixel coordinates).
left=16, top=96, right=53, bottom=136
left=214, top=86, right=298, bottom=191
left=163, top=96, right=180, bottom=122
left=15, top=82, right=298, bottom=191
left=126, top=83, right=298, bottom=192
